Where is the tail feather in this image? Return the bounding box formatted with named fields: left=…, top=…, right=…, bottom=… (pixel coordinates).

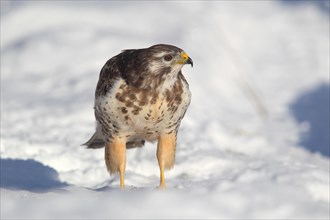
left=82, top=125, right=105, bottom=149
left=82, top=124, right=146, bottom=149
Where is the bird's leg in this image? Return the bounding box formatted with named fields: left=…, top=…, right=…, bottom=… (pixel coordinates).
left=105, top=137, right=126, bottom=189
left=157, top=133, right=177, bottom=189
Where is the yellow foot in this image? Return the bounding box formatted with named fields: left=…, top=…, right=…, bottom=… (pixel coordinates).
left=159, top=177, right=166, bottom=189
left=120, top=172, right=125, bottom=190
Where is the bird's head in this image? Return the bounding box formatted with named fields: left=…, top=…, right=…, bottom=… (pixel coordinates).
left=118, top=44, right=192, bottom=89
left=144, top=44, right=193, bottom=76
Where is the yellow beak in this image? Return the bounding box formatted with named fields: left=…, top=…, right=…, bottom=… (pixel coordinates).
left=178, top=52, right=193, bottom=67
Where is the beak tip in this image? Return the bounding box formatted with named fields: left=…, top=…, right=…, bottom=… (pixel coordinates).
left=187, top=57, right=193, bottom=68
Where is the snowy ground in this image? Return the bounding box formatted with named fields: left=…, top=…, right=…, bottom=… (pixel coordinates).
left=1, top=1, right=329, bottom=219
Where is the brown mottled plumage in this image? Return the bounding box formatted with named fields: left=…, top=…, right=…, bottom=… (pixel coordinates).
left=83, top=44, right=192, bottom=188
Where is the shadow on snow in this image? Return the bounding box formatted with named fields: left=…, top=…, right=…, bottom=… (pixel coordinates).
left=280, top=0, right=330, bottom=14
left=0, top=159, right=68, bottom=192
left=290, top=83, right=330, bottom=157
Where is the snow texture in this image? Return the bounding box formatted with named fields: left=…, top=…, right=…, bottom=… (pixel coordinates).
left=1, top=1, right=329, bottom=219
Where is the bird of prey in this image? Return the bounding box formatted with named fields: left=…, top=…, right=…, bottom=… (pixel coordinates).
left=83, top=44, right=193, bottom=189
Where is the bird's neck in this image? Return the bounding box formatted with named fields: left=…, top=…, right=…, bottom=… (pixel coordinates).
left=146, top=69, right=182, bottom=93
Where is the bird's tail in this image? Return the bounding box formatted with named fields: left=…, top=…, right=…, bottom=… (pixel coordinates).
left=82, top=124, right=105, bottom=149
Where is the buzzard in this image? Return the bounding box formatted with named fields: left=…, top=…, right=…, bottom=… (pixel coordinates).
left=83, top=44, right=193, bottom=189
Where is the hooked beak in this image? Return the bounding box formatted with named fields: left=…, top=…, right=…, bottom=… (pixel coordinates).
left=180, top=52, right=193, bottom=67
left=185, top=56, right=193, bottom=67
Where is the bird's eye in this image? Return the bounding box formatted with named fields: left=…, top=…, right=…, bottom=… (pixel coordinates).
left=164, top=55, right=173, bottom=61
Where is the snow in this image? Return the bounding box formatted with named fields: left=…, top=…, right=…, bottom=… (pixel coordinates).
left=1, top=1, right=329, bottom=219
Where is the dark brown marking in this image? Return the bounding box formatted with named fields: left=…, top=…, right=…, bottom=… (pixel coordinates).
left=165, top=89, right=171, bottom=102
left=150, top=92, right=158, bottom=104
left=121, top=107, right=128, bottom=114
left=115, top=93, right=125, bottom=102
left=132, top=109, right=140, bottom=115
left=175, top=95, right=182, bottom=103
left=128, top=93, right=137, bottom=101
left=156, top=118, right=164, bottom=124
left=126, top=101, right=134, bottom=108
left=138, top=92, right=148, bottom=106
left=158, top=102, right=163, bottom=109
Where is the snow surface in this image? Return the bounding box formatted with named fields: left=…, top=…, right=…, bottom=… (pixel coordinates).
left=1, top=1, right=329, bottom=219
